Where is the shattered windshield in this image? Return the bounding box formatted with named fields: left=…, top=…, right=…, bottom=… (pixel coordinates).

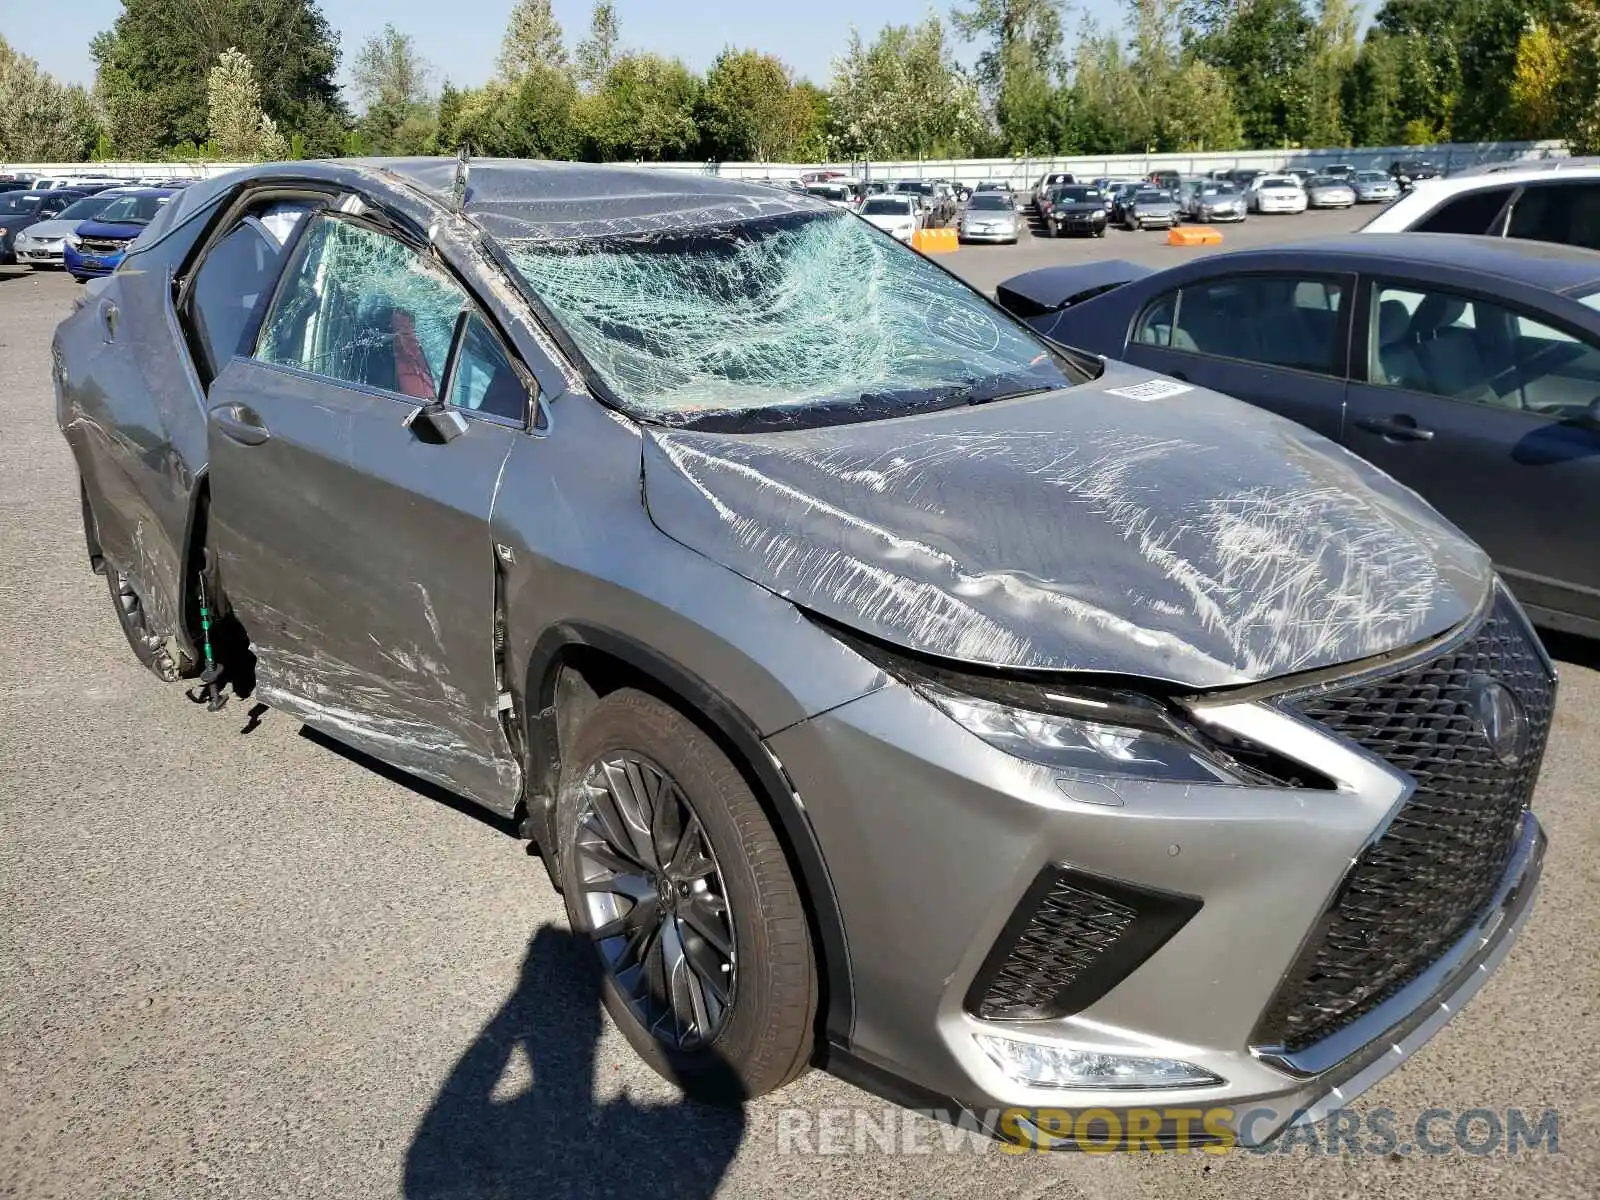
left=504, top=210, right=1083, bottom=430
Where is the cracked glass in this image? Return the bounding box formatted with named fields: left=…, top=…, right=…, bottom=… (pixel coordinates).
left=504, top=209, right=1080, bottom=429
left=257, top=215, right=465, bottom=400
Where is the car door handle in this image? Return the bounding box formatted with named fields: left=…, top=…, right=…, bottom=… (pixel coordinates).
left=1356, top=415, right=1434, bottom=441
left=213, top=404, right=271, bottom=446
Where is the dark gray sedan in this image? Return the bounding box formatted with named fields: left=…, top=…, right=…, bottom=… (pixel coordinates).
left=998, top=233, right=1600, bottom=637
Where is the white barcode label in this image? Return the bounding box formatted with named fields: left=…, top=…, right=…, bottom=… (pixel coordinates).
left=1105, top=379, right=1192, bottom=402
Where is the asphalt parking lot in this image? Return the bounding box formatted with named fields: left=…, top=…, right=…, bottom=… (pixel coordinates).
left=2, top=209, right=1597, bottom=1200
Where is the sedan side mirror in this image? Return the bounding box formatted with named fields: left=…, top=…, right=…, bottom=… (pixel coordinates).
left=403, top=400, right=468, bottom=444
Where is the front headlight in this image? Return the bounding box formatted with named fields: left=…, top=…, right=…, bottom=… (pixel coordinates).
left=66, top=232, right=82, bottom=249
left=923, top=683, right=1236, bottom=783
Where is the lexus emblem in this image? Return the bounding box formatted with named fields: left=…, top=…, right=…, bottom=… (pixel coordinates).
left=1469, top=676, right=1528, bottom=766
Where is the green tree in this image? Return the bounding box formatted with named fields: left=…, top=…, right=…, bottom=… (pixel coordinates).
left=584, top=53, right=700, bottom=160
left=90, top=0, right=345, bottom=154
left=1509, top=21, right=1566, bottom=136
left=1298, top=0, right=1359, bottom=147
left=0, top=36, right=99, bottom=161
left=829, top=18, right=982, bottom=158
left=575, top=3, right=620, bottom=91
left=1343, top=33, right=1404, bottom=145
left=952, top=0, right=1065, bottom=149
left=1187, top=0, right=1315, bottom=147
left=1454, top=0, right=1561, bottom=138
left=207, top=47, right=289, bottom=160
left=352, top=24, right=436, bottom=154
left=498, top=0, right=567, bottom=80
left=698, top=49, right=812, bottom=161
left=1159, top=60, right=1244, bottom=150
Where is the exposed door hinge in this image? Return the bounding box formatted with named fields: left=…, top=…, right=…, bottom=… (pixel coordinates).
left=496, top=691, right=515, bottom=713
left=495, top=543, right=515, bottom=564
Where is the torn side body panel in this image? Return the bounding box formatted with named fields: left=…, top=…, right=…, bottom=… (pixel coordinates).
left=641, top=362, right=1491, bottom=690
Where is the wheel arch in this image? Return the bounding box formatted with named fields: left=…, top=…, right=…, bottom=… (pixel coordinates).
left=521, top=622, right=856, bottom=1048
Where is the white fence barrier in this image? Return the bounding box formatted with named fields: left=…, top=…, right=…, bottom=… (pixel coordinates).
left=2, top=140, right=1569, bottom=188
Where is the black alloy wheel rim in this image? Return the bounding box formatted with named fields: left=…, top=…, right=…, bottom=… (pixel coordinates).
left=575, top=751, right=737, bottom=1049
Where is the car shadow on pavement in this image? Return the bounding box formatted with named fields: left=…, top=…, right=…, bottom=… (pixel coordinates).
left=404, top=923, right=747, bottom=1200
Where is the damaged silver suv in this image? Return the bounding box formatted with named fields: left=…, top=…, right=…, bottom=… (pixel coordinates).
left=54, top=158, right=1552, bottom=1147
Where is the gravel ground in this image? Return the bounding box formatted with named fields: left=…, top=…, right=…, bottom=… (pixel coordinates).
left=1, top=211, right=1596, bottom=1200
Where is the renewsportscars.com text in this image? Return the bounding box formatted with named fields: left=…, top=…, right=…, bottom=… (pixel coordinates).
left=774, top=1106, right=1561, bottom=1156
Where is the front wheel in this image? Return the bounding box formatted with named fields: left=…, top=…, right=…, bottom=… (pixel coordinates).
left=556, top=689, right=817, bottom=1102
left=106, top=568, right=195, bottom=682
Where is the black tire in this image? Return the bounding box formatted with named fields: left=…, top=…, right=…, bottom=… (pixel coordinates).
left=555, top=688, right=817, bottom=1102
left=106, top=567, right=195, bottom=682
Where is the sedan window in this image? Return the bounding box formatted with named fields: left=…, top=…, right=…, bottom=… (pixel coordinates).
left=1369, top=284, right=1600, bottom=416
left=448, top=314, right=530, bottom=422
left=1141, top=275, right=1346, bottom=375
left=257, top=215, right=466, bottom=400
left=187, top=202, right=311, bottom=383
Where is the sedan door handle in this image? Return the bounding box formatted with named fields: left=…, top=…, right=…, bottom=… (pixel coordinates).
left=213, top=404, right=271, bottom=446
left=1356, top=415, right=1434, bottom=442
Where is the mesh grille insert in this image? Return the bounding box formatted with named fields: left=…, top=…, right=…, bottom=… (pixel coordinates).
left=1255, top=591, right=1554, bottom=1055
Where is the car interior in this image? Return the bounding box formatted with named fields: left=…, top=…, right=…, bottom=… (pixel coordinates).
left=1135, top=277, right=1344, bottom=374
left=1370, top=286, right=1600, bottom=416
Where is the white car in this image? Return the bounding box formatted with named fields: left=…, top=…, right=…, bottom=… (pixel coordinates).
left=1248, top=175, right=1308, bottom=214
left=1360, top=163, right=1600, bottom=252
left=858, top=194, right=919, bottom=242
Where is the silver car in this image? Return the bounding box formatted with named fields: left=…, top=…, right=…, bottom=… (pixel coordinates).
left=1122, top=186, right=1179, bottom=229
left=1306, top=175, right=1357, bottom=208
left=958, top=192, right=1019, bottom=243
left=1352, top=170, right=1400, bottom=203
left=1183, top=181, right=1247, bottom=223
left=11, top=190, right=127, bottom=267
left=53, top=158, right=1550, bottom=1151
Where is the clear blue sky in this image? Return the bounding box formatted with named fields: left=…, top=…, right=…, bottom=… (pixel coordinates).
left=0, top=0, right=1125, bottom=95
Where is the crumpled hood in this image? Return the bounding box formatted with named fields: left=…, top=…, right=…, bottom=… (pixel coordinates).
left=641, top=362, right=1491, bottom=689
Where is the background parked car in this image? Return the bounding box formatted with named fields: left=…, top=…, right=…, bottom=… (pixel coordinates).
left=1247, top=174, right=1308, bottom=213
left=63, top=187, right=178, bottom=281
left=1361, top=164, right=1600, bottom=253
left=1353, top=170, right=1401, bottom=203
left=1322, top=163, right=1357, bottom=178
left=1305, top=174, right=1357, bottom=208
left=11, top=190, right=126, bottom=268
left=0, top=189, right=87, bottom=264
left=1121, top=186, right=1178, bottom=230
left=858, top=193, right=919, bottom=241
left=1180, top=179, right=1247, bottom=222
left=956, top=191, right=1019, bottom=243
left=1391, top=159, right=1442, bottom=190
left=1041, top=184, right=1107, bottom=237
left=1108, top=181, right=1143, bottom=225
left=995, top=233, right=1600, bottom=634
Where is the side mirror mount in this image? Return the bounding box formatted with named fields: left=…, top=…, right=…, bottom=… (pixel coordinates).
left=403, top=400, right=468, bottom=444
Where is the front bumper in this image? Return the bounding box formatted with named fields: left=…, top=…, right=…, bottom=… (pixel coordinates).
left=1196, top=208, right=1246, bottom=223
left=771, top=603, right=1550, bottom=1149
left=1131, top=213, right=1175, bottom=228
left=15, top=240, right=64, bottom=264
left=1049, top=213, right=1105, bottom=234
left=1309, top=194, right=1355, bottom=208
left=63, top=246, right=122, bottom=278
left=959, top=226, right=1018, bottom=242
left=1256, top=198, right=1306, bottom=213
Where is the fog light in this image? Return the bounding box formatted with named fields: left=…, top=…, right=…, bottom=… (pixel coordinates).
left=975, top=1034, right=1221, bottom=1089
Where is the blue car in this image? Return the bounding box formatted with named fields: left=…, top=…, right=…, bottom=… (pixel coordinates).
left=64, top=187, right=180, bottom=281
